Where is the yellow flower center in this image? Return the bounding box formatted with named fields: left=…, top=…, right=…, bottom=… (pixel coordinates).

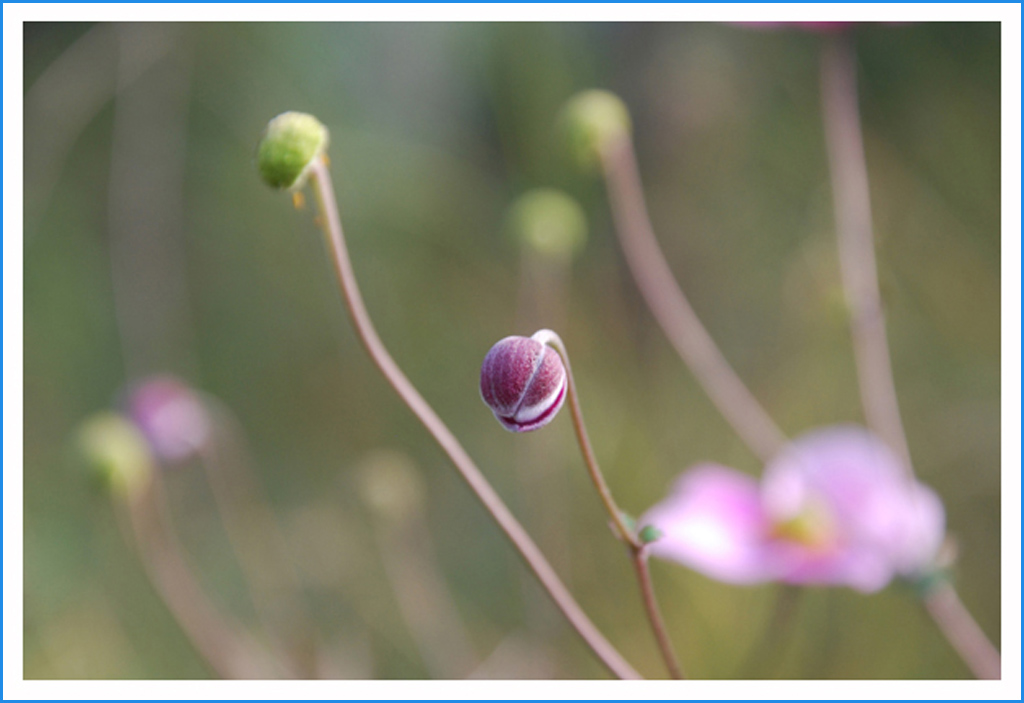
left=769, top=502, right=836, bottom=552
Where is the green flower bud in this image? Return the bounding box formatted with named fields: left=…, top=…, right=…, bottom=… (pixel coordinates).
left=507, top=189, right=588, bottom=261
left=76, top=413, right=153, bottom=498
left=256, top=111, right=330, bottom=190
left=559, top=90, right=631, bottom=170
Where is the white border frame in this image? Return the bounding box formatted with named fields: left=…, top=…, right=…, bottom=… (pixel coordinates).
left=5, top=4, right=1020, bottom=700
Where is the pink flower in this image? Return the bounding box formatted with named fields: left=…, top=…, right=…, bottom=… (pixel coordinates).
left=640, top=426, right=945, bottom=593
left=125, top=375, right=211, bottom=464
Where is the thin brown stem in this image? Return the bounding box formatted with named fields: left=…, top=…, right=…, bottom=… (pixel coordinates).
left=820, top=34, right=913, bottom=474
left=600, top=137, right=787, bottom=464
left=120, top=477, right=280, bottom=679
left=820, top=36, right=1000, bottom=679
left=532, top=329, right=638, bottom=548
left=534, top=328, right=683, bottom=679
left=632, top=548, right=685, bottom=679
left=305, top=158, right=640, bottom=680
left=923, top=581, right=1001, bottom=680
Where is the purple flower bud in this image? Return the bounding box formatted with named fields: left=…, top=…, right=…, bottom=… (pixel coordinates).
left=480, top=335, right=568, bottom=432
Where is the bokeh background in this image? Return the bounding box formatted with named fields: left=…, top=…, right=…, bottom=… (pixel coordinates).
left=23, top=22, right=1000, bottom=679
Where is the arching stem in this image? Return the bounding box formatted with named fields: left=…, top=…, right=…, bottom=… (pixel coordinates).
left=304, top=157, right=640, bottom=680
left=599, top=136, right=787, bottom=464
left=820, top=34, right=1000, bottom=680
left=534, top=328, right=684, bottom=679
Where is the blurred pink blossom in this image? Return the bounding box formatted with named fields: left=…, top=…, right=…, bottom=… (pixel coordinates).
left=126, top=375, right=211, bottom=464
left=640, top=426, right=945, bottom=593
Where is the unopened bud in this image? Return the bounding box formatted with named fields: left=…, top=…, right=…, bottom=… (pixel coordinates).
left=126, top=375, right=211, bottom=464
left=257, top=111, right=329, bottom=190
left=560, top=90, right=631, bottom=170
left=507, top=189, right=587, bottom=261
left=76, top=413, right=153, bottom=498
left=480, top=334, right=567, bottom=433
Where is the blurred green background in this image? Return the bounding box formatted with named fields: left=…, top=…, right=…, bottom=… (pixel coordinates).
left=23, top=22, right=1000, bottom=679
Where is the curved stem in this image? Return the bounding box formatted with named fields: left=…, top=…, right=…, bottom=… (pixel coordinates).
left=531, top=329, right=638, bottom=548
left=368, top=499, right=478, bottom=678
left=600, top=136, right=787, bottom=464
left=820, top=36, right=1000, bottom=679
left=533, top=328, right=683, bottom=679
left=632, top=548, right=685, bottom=679
left=923, top=581, right=1000, bottom=679
left=820, top=33, right=913, bottom=474
left=121, top=477, right=280, bottom=679
left=305, top=158, right=640, bottom=680
left=197, top=404, right=319, bottom=677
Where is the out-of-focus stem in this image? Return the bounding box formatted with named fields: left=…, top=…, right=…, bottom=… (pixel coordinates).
left=120, top=478, right=278, bottom=679
left=106, top=23, right=197, bottom=381
left=513, top=251, right=575, bottom=650
left=820, top=34, right=913, bottom=474
left=535, top=328, right=684, bottom=679
left=196, top=404, right=318, bottom=677
left=600, top=137, right=787, bottom=464
left=306, top=158, right=640, bottom=680
left=369, top=507, right=477, bottom=678
left=923, top=582, right=1001, bottom=680
left=737, top=585, right=802, bottom=679
left=820, top=35, right=1000, bottom=680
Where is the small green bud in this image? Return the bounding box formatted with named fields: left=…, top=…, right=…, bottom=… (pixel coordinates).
left=256, top=111, right=329, bottom=190
left=638, top=525, right=664, bottom=545
left=76, top=413, right=153, bottom=498
left=559, top=90, right=631, bottom=170
left=507, top=189, right=588, bottom=261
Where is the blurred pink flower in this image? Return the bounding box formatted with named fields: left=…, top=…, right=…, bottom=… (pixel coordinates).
left=126, top=375, right=211, bottom=464
left=640, top=426, right=945, bottom=593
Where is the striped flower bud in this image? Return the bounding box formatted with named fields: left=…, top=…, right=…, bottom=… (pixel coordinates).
left=480, top=334, right=567, bottom=432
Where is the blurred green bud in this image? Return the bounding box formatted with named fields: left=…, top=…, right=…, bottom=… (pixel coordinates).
left=559, top=90, right=631, bottom=170
left=76, top=413, right=153, bottom=498
left=638, top=525, right=663, bottom=545
left=507, top=189, right=588, bottom=261
left=356, top=450, right=426, bottom=523
left=257, top=111, right=329, bottom=190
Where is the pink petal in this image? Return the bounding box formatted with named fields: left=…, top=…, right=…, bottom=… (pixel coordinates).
left=761, top=426, right=945, bottom=591
left=641, top=465, right=776, bottom=584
